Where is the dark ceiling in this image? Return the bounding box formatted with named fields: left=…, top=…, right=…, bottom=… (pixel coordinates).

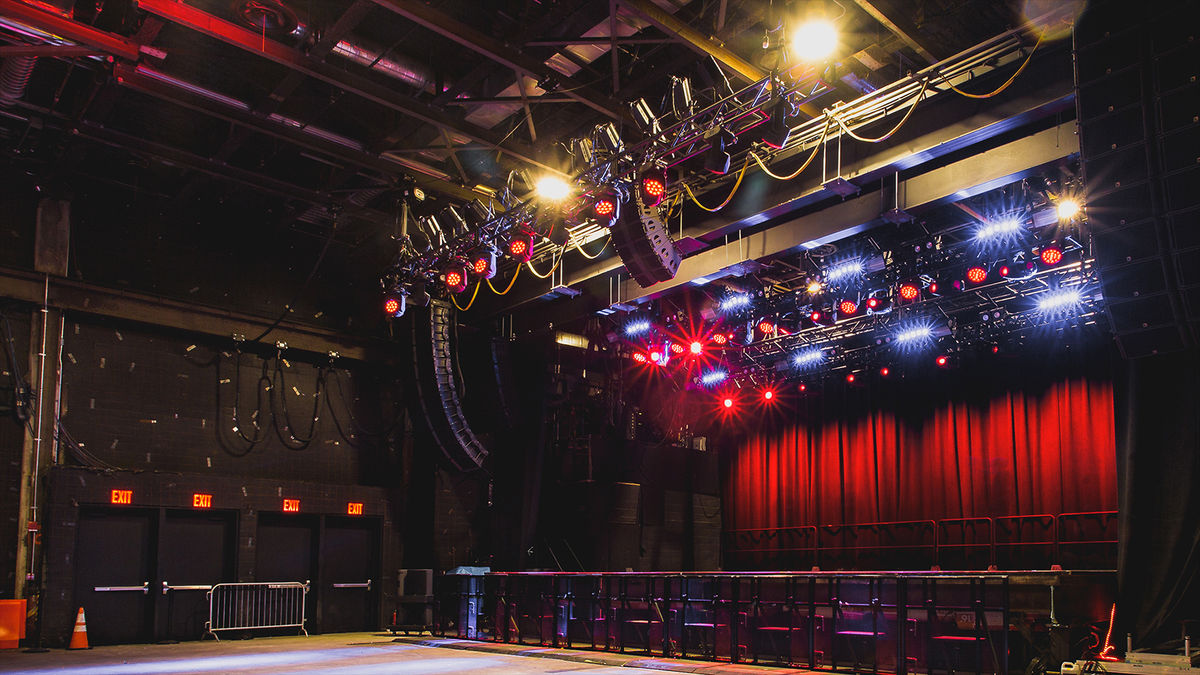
left=0, top=0, right=1090, bottom=350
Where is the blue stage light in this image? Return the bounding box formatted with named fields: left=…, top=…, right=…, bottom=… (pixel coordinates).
left=624, top=319, right=652, bottom=336
left=700, top=369, right=728, bottom=386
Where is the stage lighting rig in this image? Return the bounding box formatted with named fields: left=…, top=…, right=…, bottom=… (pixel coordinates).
left=639, top=167, right=668, bottom=208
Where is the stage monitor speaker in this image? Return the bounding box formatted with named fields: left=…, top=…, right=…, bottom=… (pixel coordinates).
left=611, top=191, right=682, bottom=288
left=1077, top=0, right=1198, bottom=357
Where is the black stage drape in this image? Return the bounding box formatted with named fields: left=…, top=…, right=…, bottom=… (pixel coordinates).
left=1116, top=349, right=1200, bottom=647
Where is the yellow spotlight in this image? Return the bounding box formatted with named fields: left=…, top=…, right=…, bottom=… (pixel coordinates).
left=536, top=175, right=571, bottom=201
left=1057, top=198, right=1081, bottom=221
left=791, top=19, right=838, bottom=62
left=806, top=280, right=823, bottom=295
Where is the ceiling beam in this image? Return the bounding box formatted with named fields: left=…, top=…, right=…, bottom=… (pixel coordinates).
left=850, top=0, right=940, bottom=65
left=364, top=0, right=626, bottom=121
left=130, top=0, right=557, bottom=174
left=0, top=0, right=142, bottom=60
left=0, top=44, right=104, bottom=57
left=0, top=266, right=383, bottom=361
left=618, top=0, right=766, bottom=84
left=112, top=64, right=488, bottom=204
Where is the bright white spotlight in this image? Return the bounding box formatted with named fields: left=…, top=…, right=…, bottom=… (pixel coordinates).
left=1057, top=198, right=1081, bottom=221
left=825, top=259, right=864, bottom=284
left=624, top=319, right=652, bottom=336
left=976, top=218, right=1023, bottom=240
left=895, top=325, right=934, bottom=343
left=792, top=19, right=838, bottom=62
left=536, top=175, right=571, bottom=201
left=700, top=369, right=728, bottom=387
left=719, top=293, right=752, bottom=312
left=1037, top=288, right=1083, bottom=313
left=793, top=348, right=824, bottom=366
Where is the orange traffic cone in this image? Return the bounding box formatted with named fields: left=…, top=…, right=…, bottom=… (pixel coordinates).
left=68, top=607, right=90, bottom=649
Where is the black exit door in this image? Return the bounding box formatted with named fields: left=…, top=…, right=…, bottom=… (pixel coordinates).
left=320, top=516, right=380, bottom=633
left=73, top=507, right=157, bottom=645
left=256, top=513, right=319, bottom=631
left=158, top=510, right=237, bottom=641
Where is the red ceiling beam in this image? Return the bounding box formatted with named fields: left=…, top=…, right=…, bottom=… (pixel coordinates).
left=366, top=0, right=626, bottom=121
left=0, top=0, right=142, bottom=61
left=130, top=0, right=558, bottom=173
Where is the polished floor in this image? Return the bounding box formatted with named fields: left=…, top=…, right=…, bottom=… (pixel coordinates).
left=0, top=633, right=806, bottom=674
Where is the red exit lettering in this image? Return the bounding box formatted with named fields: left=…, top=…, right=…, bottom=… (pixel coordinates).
left=110, top=489, right=133, bottom=505
left=192, top=493, right=213, bottom=508
left=347, top=502, right=363, bottom=516
left=282, top=498, right=301, bottom=513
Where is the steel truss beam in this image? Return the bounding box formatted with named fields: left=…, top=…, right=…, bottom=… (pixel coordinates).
left=0, top=0, right=141, bottom=60
left=365, top=0, right=625, bottom=121
left=0, top=266, right=381, bottom=361
left=131, top=0, right=557, bottom=173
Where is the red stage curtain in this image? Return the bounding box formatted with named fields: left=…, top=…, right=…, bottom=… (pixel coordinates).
left=725, top=374, right=1117, bottom=531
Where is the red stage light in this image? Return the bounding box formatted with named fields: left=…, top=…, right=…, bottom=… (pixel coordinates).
left=594, top=199, right=614, bottom=216
left=640, top=168, right=668, bottom=207
left=722, top=397, right=734, bottom=409
left=798, top=383, right=807, bottom=392
left=384, top=297, right=400, bottom=315
left=810, top=310, right=822, bottom=322
left=998, top=265, right=1011, bottom=277
left=469, top=250, right=497, bottom=279
left=507, top=232, right=535, bottom=262
left=443, top=263, right=469, bottom=293
left=866, top=297, right=880, bottom=310
left=846, top=373, right=856, bottom=383
left=690, top=340, right=703, bottom=354
left=632, top=352, right=648, bottom=363
left=712, top=333, right=728, bottom=345
left=929, top=282, right=940, bottom=294
left=758, top=320, right=775, bottom=334
left=880, top=367, right=890, bottom=377
left=898, top=283, right=920, bottom=301
left=992, top=345, right=1000, bottom=354
left=649, top=351, right=661, bottom=363
left=839, top=300, right=858, bottom=315
left=936, top=355, right=949, bottom=367
left=1040, top=246, right=1064, bottom=266
left=966, top=266, right=988, bottom=284
left=472, top=258, right=488, bottom=274
left=670, top=343, right=686, bottom=354
left=762, top=389, right=775, bottom=401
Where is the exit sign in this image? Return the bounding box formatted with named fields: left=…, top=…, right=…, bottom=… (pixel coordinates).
left=282, top=498, right=301, bottom=513
left=192, top=493, right=213, bottom=508
left=347, top=502, right=363, bottom=516
left=110, top=489, right=133, bottom=505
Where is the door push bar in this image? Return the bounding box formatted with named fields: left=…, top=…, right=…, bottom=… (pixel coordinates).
left=94, top=581, right=149, bottom=594
left=162, top=581, right=215, bottom=595
left=332, top=579, right=372, bottom=590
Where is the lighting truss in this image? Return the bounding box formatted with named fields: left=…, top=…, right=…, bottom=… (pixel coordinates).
left=379, top=10, right=1069, bottom=302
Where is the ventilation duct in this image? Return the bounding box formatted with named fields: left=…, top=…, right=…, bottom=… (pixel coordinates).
left=0, top=56, right=36, bottom=107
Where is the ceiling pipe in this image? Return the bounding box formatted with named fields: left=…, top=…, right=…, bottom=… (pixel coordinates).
left=329, top=38, right=439, bottom=94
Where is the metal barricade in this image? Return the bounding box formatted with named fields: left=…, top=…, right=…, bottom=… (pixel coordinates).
left=205, top=581, right=309, bottom=640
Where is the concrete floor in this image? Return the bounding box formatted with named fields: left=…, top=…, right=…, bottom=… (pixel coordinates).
left=0, top=633, right=808, bottom=674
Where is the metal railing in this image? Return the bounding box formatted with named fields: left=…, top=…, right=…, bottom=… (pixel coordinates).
left=434, top=570, right=1116, bottom=673
left=205, top=581, right=309, bottom=640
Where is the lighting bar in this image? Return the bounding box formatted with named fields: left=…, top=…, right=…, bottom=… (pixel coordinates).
left=700, top=369, right=728, bottom=386
left=825, top=259, right=865, bottom=283
left=793, top=348, right=824, bottom=366
left=719, top=293, right=752, bottom=312
left=976, top=218, right=1022, bottom=240
left=1037, top=288, right=1083, bottom=312
left=895, top=326, right=934, bottom=343
left=624, top=319, right=652, bottom=336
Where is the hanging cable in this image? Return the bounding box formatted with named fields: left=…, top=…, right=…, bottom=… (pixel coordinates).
left=571, top=235, right=610, bottom=260
left=486, top=263, right=522, bottom=295
left=229, top=349, right=270, bottom=446
left=525, top=248, right=563, bottom=279
left=938, top=32, right=1044, bottom=99
left=750, top=115, right=833, bottom=180
left=683, top=155, right=752, bottom=212
left=833, top=77, right=931, bottom=143
left=451, top=279, right=483, bottom=311
left=271, top=358, right=322, bottom=449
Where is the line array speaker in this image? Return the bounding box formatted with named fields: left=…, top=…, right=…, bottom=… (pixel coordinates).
left=1077, top=0, right=1199, bottom=357
left=611, top=190, right=682, bottom=288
